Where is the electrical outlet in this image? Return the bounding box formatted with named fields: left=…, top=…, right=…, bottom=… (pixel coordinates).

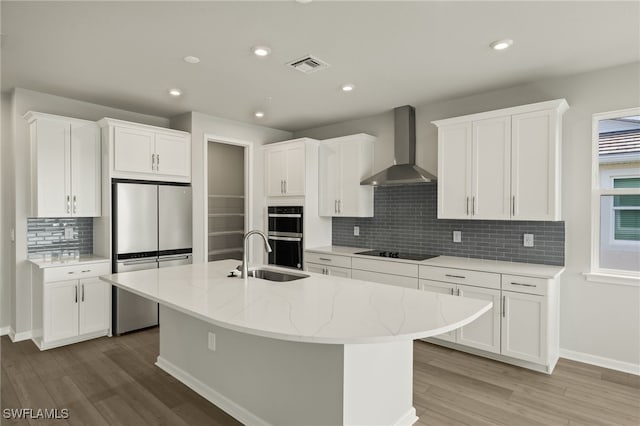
left=523, top=234, right=534, bottom=247
left=353, top=226, right=360, bottom=236
left=208, top=332, right=216, bottom=351
left=453, top=231, right=462, bottom=243
left=64, top=226, right=74, bottom=240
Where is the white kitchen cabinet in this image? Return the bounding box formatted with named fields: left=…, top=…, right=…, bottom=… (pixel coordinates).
left=319, top=134, right=374, bottom=217
left=32, top=261, right=111, bottom=350
left=264, top=139, right=313, bottom=197
left=100, top=118, right=191, bottom=182
left=418, top=280, right=457, bottom=342
left=307, top=262, right=352, bottom=278
left=501, top=290, right=547, bottom=364
left=26, top=112, right=101, bottom=217
left=433, top=99, right=568, bottom=221
left=305, top=251, right=352, bottom=278
left=351, top=269, right=418, bottom=289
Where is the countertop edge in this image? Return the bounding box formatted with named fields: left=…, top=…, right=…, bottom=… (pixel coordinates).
left=28, top=256, right=111, bottom=269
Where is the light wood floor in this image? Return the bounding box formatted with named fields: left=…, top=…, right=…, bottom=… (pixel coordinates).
left=1, top=329, right=638, bottom=425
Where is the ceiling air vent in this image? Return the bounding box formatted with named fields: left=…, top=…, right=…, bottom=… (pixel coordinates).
left=287, top=55, right=330, bottom=74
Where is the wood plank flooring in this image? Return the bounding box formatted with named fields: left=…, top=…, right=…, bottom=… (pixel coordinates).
left=1, top=329, right=638, bottom=425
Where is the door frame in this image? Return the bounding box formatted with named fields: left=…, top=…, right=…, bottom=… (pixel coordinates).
left=203, top=134, right=253, bottom=261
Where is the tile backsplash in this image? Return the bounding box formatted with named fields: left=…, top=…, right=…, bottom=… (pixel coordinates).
left=27, top=217, right=93, bottom=259
left=333, top=184, right=565, bottom=266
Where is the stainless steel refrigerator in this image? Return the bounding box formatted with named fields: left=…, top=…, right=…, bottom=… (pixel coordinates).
left=112, top=181, right=192, bottom=334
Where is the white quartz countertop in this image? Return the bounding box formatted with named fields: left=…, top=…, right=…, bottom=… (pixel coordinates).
left=29, top=255, right=110, bottom=269
left=307, top=246, right=564, bottom=279
left=100, top=259, right=491, bottom=345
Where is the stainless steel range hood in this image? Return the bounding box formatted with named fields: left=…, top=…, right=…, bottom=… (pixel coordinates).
left=360, top=105, right=437, bottom=186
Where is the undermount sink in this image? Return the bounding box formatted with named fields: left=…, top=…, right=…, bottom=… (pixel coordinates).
left=248, top=269, right=309, bottom=282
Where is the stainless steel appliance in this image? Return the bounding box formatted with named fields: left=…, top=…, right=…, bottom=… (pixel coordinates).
left=355, top=249, right=438, bottom=261
left=112, top=180, right=192, bottom=334
left=267, top=206, right=303, bottom=270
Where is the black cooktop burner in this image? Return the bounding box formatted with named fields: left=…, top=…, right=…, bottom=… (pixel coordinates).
left=355, top=250, right=438, bottom=261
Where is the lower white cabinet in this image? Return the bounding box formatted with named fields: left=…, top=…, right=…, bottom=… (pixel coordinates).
left=501, top=290, right=547, bottom=364
left=307, top=262, right=352, bottom=278
left=353, top=269, right=418, bottom=289
left=32, top=262, right=111, bottom=350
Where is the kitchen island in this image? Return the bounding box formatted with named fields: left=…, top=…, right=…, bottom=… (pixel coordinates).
left=100, top=259, right=491, bottom=426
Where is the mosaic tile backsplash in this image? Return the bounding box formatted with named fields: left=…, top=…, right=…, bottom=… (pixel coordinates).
left=27, top=217, right=93, bottom=259
left=333, top=183, right=565, bottom=266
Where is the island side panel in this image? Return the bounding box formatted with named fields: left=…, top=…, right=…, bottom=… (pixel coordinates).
left=156, top=305, right=344, bottom=426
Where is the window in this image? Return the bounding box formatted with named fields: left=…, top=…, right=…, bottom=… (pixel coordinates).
left=590, top=108, right=640, bottom=283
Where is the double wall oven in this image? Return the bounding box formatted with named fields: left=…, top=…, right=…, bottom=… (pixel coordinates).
left=267, top=206, right=303, bottom=270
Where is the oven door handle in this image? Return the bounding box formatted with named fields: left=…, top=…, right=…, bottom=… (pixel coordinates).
left=268, top=213, right=302, bottom=218
left=268, top=236, right=302, bottom=242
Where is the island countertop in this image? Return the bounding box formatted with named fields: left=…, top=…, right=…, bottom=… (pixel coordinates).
left=100, top=259, right=491, bottom=345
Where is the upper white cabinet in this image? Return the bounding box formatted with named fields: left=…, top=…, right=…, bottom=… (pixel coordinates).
left=433, top=99, right=568, bottom=221
left=100, top=118, right=191, bottom=182
left=25, top=112, right=101, bottom=217
left=264, top=138, right=316, bottom=197
left=319, top=134, right=374, bottom=217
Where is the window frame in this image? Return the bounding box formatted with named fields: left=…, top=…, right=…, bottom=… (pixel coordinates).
left=588, top=108, right=640, bottom=286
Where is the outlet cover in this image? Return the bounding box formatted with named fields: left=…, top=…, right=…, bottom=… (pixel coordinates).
left=523, top=234, right=534, bottom=247
left=453, top=231, right=462, bottom=243
left=64, top=226, right=74, bottom=240
left=353, top=226, right=360, bottom=236
left=208, top=332, right=216, bottom=351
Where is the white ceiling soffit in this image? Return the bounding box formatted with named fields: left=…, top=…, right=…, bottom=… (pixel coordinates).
left=2, top=1, right=639, bottom=131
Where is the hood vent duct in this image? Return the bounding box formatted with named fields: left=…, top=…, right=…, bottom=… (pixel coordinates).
left=360, top=105, right=437, bottom=186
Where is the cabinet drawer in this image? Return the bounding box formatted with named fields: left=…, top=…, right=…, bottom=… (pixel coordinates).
left=43, top=262, right=110, bottom=283
left=502, top=274, right=549, bottom=296
left=352, top=257, right=418, bottom=278
left=419, top=265, right=500, bottom=289
left=305, top=252, right=352, bottom=269
left=352, top=270, right=418, bottom=289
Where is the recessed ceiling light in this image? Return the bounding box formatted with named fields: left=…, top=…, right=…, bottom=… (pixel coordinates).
left=341, top=83, right=355, bottom=92
left=169, top=88, right=182, bottom=97
left=490, top=39, right=514, bottom=51
left=252, top=46, right=271, bottom=57
left=295, top=0, right=313, bottom=3
left=254, top=111, right=265, bottom=118
left=183, top=56, right=200, bottom=64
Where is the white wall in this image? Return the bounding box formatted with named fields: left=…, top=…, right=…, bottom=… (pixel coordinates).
left=6, top=88, right=168, bottom=335
left=170, top=111, right=291, bottom=265
left=295, top=62, right=640, bottom=369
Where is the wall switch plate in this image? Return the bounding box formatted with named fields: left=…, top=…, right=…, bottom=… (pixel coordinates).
left=208, top=332, right=216, bottom=351
left=523, top=234, right=534, bottom=247
left=64, top=226, right=74, bottom=240
left=353, top=226, right=360, bottom=236
left=453, top=231, right=462, bottom=243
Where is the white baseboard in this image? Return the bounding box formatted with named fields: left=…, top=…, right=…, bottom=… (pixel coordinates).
left=395, top=407, right=418, bottom=426
left=155, top=356, right=270, bottom=426
left=0, top=326, right=10, bottom=337
left=560, top=349, right=640, bottom=376
left=11, top=330, right=33, bottom=342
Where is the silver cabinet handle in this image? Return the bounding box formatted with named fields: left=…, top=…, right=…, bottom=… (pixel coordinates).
left=450, top=288, right=454, bottom=295
left=157, top=154, right=160, bottom=170
left=466, top=196, right=469, bottom=215
left=338, top=200, right=341, bottom=213
left=284, top=180, right=287, bottom=194
left=73, top=195, right=77, bottom=214
left=457, top=288, right=461, bottom=296
left=334, top=200, right=338, bottom=213
left=472, top=196, right=476, bottom=215
left=280, top=180, right=284, bottom=194
left=318, top=257, right=331, bottom=261
left=512, top=195, right=516, bottom=216
left=67, top=271, right=75, bottom=275
left=324, top=267, right=328, bottom=275
left=81, top=269, right=91, bottom=273
left=502, top=295, right=506, bottom=317
left=152, top=153, right=156, bottom=170
left=510, top=282, right=537, bottom=287
left=81, top=284, right=85, bottom=302
left=75, top=285, right=78, bottom=303
left=66, top=195, right=71, bottom=214
left=445, top=274, right=466, bottom=279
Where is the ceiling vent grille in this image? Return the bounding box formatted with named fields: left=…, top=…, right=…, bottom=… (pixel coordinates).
left=287, top=55, right=330, bottom=74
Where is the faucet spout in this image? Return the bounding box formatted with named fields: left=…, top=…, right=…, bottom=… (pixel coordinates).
left=241, top=230, right=272, bottom=278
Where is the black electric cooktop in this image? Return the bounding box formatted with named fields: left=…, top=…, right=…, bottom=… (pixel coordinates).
left=355, top=250, right=438, bottom=261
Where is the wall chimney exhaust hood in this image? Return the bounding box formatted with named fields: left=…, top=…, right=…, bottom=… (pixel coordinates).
left=360, top=105, right=437, bottom=186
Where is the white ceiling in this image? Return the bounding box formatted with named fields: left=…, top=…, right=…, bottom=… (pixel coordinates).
left=2, top=1, right=639, bottom=131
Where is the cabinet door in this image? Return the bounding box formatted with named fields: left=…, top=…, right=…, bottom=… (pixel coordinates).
left=284, top=144, right=306, bottom=196
left=71, top=122, right=101, bottom=217
left=78, top=278, right=110, bottom=335
left=33, top=119, right=71, bottom=217
left=352, top=269, right=418, bottom=289
left=318, top=142, right=340, bottom=216
left=511, top=109, right=558, bottom=220
left=456, top=284, right=501, bottom=354
left=306, top=262, right=327, bottom=274
left=501, top=291, right=547, bottom=364
left=418, top=279, right=456, bottom=341
left=338, top=140, right=372, bottom=217
left=327, top=265, right=352, bottom=278
left=437, top=123, right=472, bottom=219
left=113, top=126, right=155, bottom=174
left=265, top=147, right=286, bottom=196
left=472, top=117, right=511, bottom=219
left=44, top=280, right=79, bottom=342
left=155, top=133, right=191, bottom=178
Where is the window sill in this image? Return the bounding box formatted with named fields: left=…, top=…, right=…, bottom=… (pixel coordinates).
left=584, top=271, right=640, bottom=287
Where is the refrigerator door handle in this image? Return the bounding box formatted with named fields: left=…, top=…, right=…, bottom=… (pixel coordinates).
left=158, top=255, right=190, bottom=262
left=121, top=259, right=159, bottom=266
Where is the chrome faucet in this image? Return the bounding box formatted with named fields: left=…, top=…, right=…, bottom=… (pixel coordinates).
left=241, top=230, right=272, bottom=278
